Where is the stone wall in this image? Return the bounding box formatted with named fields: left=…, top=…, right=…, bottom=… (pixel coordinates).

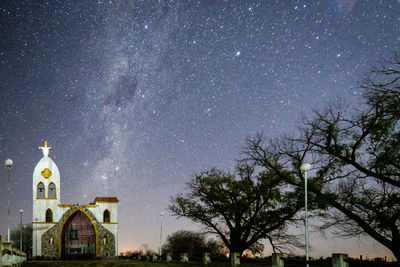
left=41, top=204, right=116, bottom=259
left=97, top=222, right=116, bottom=258
left=41, top=223, right=58, bottom=258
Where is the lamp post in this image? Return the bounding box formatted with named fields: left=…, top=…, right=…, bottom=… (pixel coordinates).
left=159, top=211, right=164, bottom=257
left=5, top=159, right=13, bottom=242
left=20, top=209, right=23, bottom=250
left=300, top=163, right=311, bottom=267
left=35, top=218, right=38, bottom=257
left=23, top=224, right=27, bottom=253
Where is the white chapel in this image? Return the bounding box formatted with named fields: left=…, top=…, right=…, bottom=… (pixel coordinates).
left=32, top=141, right=119, bottom=259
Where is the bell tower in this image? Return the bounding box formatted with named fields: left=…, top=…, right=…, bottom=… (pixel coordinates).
left=32, top=141, right=60, bottom=257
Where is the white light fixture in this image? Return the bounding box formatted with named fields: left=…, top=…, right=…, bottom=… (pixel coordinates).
left=20, top=209, right=23, bottom=250
left=300, top=163, right=311, bottom=171
left=5, top=159, right=13, bottom=167
left=5, top=159, right=13, bottom=242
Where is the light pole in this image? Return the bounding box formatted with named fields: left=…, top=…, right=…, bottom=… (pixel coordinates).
left=20, top=209, right=23, bottom=250
left=5, top=159, right=13, bottom=242
left=300, top=163, right=311, bottom=267
left=23, top=224, right=27, bottom=253
left=34, top=218, right=38, bottom=257
left=159, top=211, right=164, bottom=257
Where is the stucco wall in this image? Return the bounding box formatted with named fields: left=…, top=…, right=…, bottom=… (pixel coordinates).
left=32, top=156, right=61, bottom=222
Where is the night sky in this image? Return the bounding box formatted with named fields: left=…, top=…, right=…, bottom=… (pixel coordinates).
left=1, top=0, right=399, bottom=259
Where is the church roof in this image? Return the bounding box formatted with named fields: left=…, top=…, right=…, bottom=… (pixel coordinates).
left=94, top=197, right=119, bottom=203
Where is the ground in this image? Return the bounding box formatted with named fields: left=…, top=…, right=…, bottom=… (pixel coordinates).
left=21, top=259, right=398, bottom=267
left=22, top=260, right=266, bottom=267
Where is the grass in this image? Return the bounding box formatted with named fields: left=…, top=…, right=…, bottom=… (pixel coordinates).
left=22, top=259, right=265, bottom=267
left=21, top=258, right=398, bottom=267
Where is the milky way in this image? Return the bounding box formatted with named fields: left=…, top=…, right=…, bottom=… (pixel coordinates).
left=1, top=0, right=399, bottom=258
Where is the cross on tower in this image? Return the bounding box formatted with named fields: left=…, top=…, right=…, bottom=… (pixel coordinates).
left=38, top=141, right=54, bottom=157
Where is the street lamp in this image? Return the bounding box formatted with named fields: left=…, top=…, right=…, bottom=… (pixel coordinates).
left=5, top=159, right=13, bottom=242
left=20, top=209, right=23, bottom=250
left=23, top=225, right=27, bottom=253
left=35, top=218, right=38, bottom=257
left=159, top=211, right=164, bottom=257
left=300, top=163, right=312, bottom=267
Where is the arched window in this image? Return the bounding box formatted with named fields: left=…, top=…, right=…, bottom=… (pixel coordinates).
left=37, top=182, right=45, bottom=198
left=103, top=210, right=110, bottom=223
left=46, top=209, right=53, bottom=222
left=48, top=183, right=56, bottom=198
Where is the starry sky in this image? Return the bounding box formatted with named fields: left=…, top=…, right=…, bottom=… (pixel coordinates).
left=1, top=0, right=399, bottom=260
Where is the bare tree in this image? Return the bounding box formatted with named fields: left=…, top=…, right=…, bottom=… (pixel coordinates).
left=242, top=54, right=400, bottom=261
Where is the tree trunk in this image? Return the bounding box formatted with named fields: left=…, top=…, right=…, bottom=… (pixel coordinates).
left=390, top=246, right=400, bottom=262
left=228, top=244, right=245, bottom=257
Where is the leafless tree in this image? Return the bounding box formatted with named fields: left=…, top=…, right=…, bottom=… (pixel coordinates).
left=242, top=54, right=400, bottom=261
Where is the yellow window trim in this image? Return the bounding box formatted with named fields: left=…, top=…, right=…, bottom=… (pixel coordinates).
left=46, top=208, right=53, bottom=223
left=37, top=182, right=45, bottom=199
left=48, top=182, right=57, bottom=199
left=95, top=200, right=118, bottom=203
left=103, top=209, right=110, bottom=223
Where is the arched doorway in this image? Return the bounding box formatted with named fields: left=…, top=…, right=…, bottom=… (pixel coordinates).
left=61, top=210, right=96, bottom=259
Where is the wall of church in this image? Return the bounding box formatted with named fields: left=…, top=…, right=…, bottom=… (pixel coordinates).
left=86, top=202, right=118, bottom=256
left=33, top=207, right=69, bottom=257
left=97, top=222, right=117, bottom=258
left=32, top=147, right=118, bottom=259
left=90, top=202, right=118, bottom=223
left=32, top=155, right=61, bottom=258
left=33, top=203, right=119, bottom=257
left=33, top=200, right=63, bottom=222
left=40, top=205, right=116, bottom=259
left=32, top=223, right=53, bottom=257
left=41, top=224, right=59, bottom=258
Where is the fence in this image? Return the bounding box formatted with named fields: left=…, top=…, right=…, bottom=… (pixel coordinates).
left=124, top=251, right=351, bottom=267
left=0, top=235, right=26, bottom=267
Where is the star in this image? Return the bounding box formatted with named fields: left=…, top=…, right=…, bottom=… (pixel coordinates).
left=0, top=0, right=398, bottom=259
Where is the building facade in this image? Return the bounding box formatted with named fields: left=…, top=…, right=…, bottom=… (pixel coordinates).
left=32, top=141, right=118, bottom=259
